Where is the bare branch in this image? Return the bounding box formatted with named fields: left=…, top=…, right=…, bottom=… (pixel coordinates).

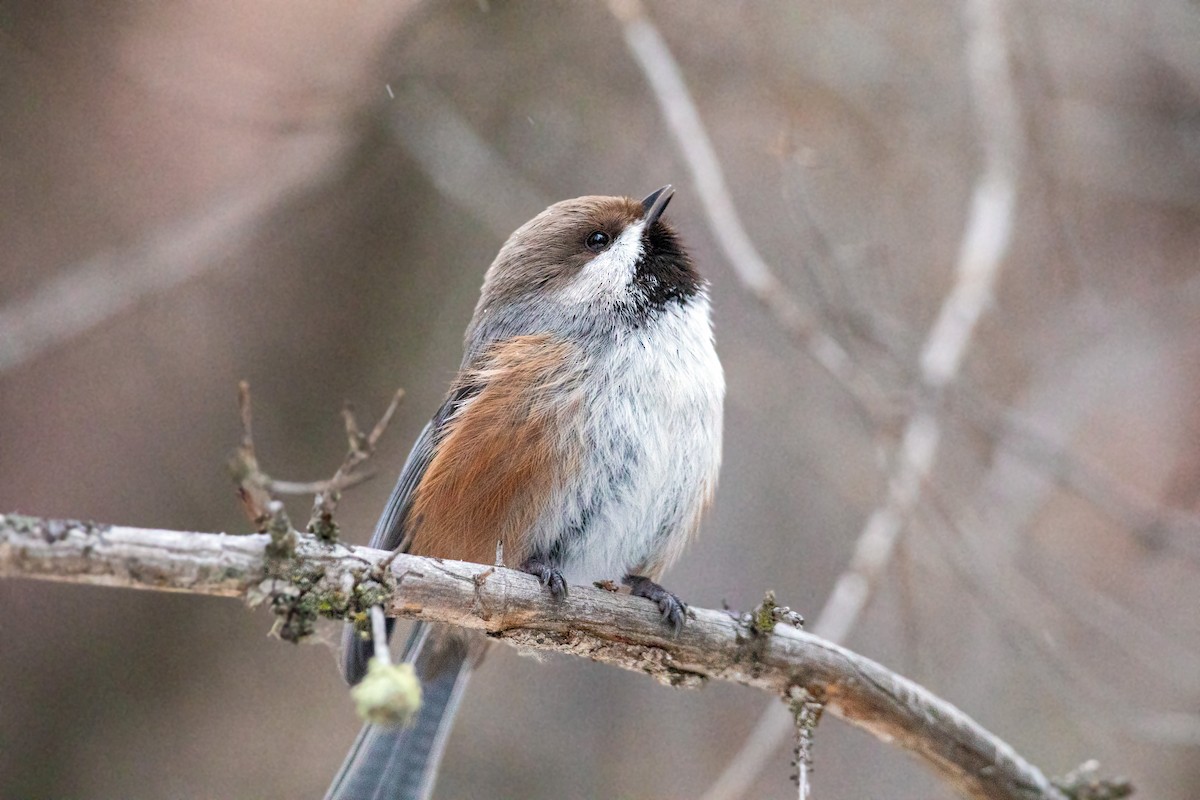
left=307, top=388, right=406, bottom=540
left=0, top=513, right=1083, bottom=800
left=227, top=383, right=404, bottom=541
left=230, top=381, right=274, bottom=529
left=0, top=142, right=344, bottom=376
left=607, top=0, right=892, bottom=421
left=791, top=691, right=823, bottom=800
left=699, top=0, right=1023, bottom=794
left=267, top=474, right=375, bottom=497
left=387, top=81, right=546, bottom=238
left=823, top=0, right=1021, bottom=643
left=957, top=387, right=1200, bottom=564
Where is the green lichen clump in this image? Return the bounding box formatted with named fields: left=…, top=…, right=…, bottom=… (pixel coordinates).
left=267, top=563, right=392, bottom=645
left=753, top=590, right=779, bottom=635
left=351, top=659, right=422, bottom=727
left=272, top=590, right=318, bottom=643
left=263, top=502, right=298, bottom=561
left=307, top=513, right=339, bottom=544
left=349, top=581, right=391, bottom=636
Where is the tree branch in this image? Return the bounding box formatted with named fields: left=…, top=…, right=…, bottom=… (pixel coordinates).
left=697, top=0, right=1024, bottom=791
left=606, top=0, right=891, bottom=422
left=0, top=513, right=1085, bottom=800
left=0, top=138, right=347, bottom=376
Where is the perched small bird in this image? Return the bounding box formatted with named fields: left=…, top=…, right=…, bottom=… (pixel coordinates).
left=325, top=186, right=724, bottom=800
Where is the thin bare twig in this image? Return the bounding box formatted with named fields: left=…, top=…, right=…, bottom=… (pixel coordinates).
left=918, top=487, right=1186, bottom=768
left=956, top=387, right=1200, bottom=563
left=791, top=691, right=823, bottom=800
left=228, top=383, right=405, bottom=541
left=267, top=475, right=375, bottom=496
left=0, top=513, right=1090, bottom=800
left=945, top=355, right=1200, bottom=691
left=231, top=381, right=274, bottom=529
left=696, top=0, right=1023, bottom=795
left=307, top=388, right=406, bottom=541
left=607, top=0, right=892, bottom=422
left=0, top=142, right=345, bottom=376
left=369, top=605, right=392, bottom=665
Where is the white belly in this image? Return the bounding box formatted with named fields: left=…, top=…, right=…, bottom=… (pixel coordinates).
left=528, top=298, right=724, bottom=584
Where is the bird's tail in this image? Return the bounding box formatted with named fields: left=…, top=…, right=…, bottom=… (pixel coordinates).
left=325, top=624, right=479, bottom=800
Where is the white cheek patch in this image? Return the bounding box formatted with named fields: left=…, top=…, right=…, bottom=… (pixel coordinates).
left=558, top=221, right=645, bottom=305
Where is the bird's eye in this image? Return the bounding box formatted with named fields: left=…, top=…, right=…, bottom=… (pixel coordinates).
left=585, top=230, right=611, bottom=252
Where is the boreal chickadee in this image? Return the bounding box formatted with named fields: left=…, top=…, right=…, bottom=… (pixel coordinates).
left=327, top=185, right=723, bottom=800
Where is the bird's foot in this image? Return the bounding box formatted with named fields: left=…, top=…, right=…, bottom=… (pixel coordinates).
left=624, top=575, right=687, bottom=633
left=522, top=558, right=568, bottom=599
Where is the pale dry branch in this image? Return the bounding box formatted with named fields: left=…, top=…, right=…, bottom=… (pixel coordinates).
left=0, top=140, right=346, bottom=376
left=918, top=482, right=1199, bottom=755
left=607, top=0, right=890, bottom=421
left=0, top=513, right=1081, bottom=800
left=388, top=81, right=546, bottom=238
left=699, top=0, right=1023, bottom=795
left=306, top=388, right=407, bottom=540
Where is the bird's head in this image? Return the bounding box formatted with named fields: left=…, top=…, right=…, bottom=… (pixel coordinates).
left=472, top=186, right=702, bottom=336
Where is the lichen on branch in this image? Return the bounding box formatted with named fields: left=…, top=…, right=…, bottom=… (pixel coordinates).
left=0, top=512, right=1113, bottom=800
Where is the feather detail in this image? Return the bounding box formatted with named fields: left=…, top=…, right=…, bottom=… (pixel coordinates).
left=406, top=334, right=582, bottom=566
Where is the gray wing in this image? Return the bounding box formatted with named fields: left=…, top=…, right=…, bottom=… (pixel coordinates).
left=342, top=386, right=478, bottom=684
left=366, top=419, right=438, bottom=552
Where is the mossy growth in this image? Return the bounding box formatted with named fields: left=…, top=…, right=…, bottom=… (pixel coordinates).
left=307, top=514, right=339, bottom=544
left=753, top=590, right=779, bottom=635
left=351, top=658, right=422, bottom=726
left=265, top=562, right=394, bottom=645
left=264, top=503, right=298, bottom=561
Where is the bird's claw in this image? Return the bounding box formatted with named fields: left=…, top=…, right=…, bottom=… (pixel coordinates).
left=522, top=559, right=568, bottom=600
left=624, top=575, right=687, bottom=634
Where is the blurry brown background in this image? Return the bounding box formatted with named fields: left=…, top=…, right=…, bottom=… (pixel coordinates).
left=2, top=1, right=1199, bottom=798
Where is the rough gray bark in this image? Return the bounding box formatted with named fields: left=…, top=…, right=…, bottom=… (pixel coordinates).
left=0, top=513, right=1069, bottom=800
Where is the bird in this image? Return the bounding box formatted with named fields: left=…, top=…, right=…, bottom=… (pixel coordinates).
left=324, top=185, right=724, bottom=800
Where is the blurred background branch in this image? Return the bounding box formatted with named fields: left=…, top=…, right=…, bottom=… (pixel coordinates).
left=0, top=139, right=348, bottom=375
left=2, top=1, right=1198, bottom=798
left=619, top=0, right=1022, bottom=794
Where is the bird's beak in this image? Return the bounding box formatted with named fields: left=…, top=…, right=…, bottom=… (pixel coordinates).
left=641, top=184, right=675, bottom=227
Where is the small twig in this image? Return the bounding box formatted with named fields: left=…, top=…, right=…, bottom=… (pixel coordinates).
left=307, top=388, right=406, bottom=542
left=370, top=606, right=392, bottom=665
left=954, top=386, right=1200, bottom=563
left=1052, top=760, right=1133, bottom=800
left=790, top=689, right=824, bottom=800
left=698, top=0, right=1022, bottom=794
left=227, top=382, right=404, bottom=542
left=230, top=381, right=273, bottom=530
left=606, top=0, right=892, bottom=423
left=0, top=140, right=345, bottom=376
left=267, top=473, right=375, bottom=496
left=920, top=483, right=1199, bottom=749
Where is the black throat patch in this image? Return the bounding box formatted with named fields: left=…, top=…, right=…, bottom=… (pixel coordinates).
left=629, top=221, right=702, bottom=318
